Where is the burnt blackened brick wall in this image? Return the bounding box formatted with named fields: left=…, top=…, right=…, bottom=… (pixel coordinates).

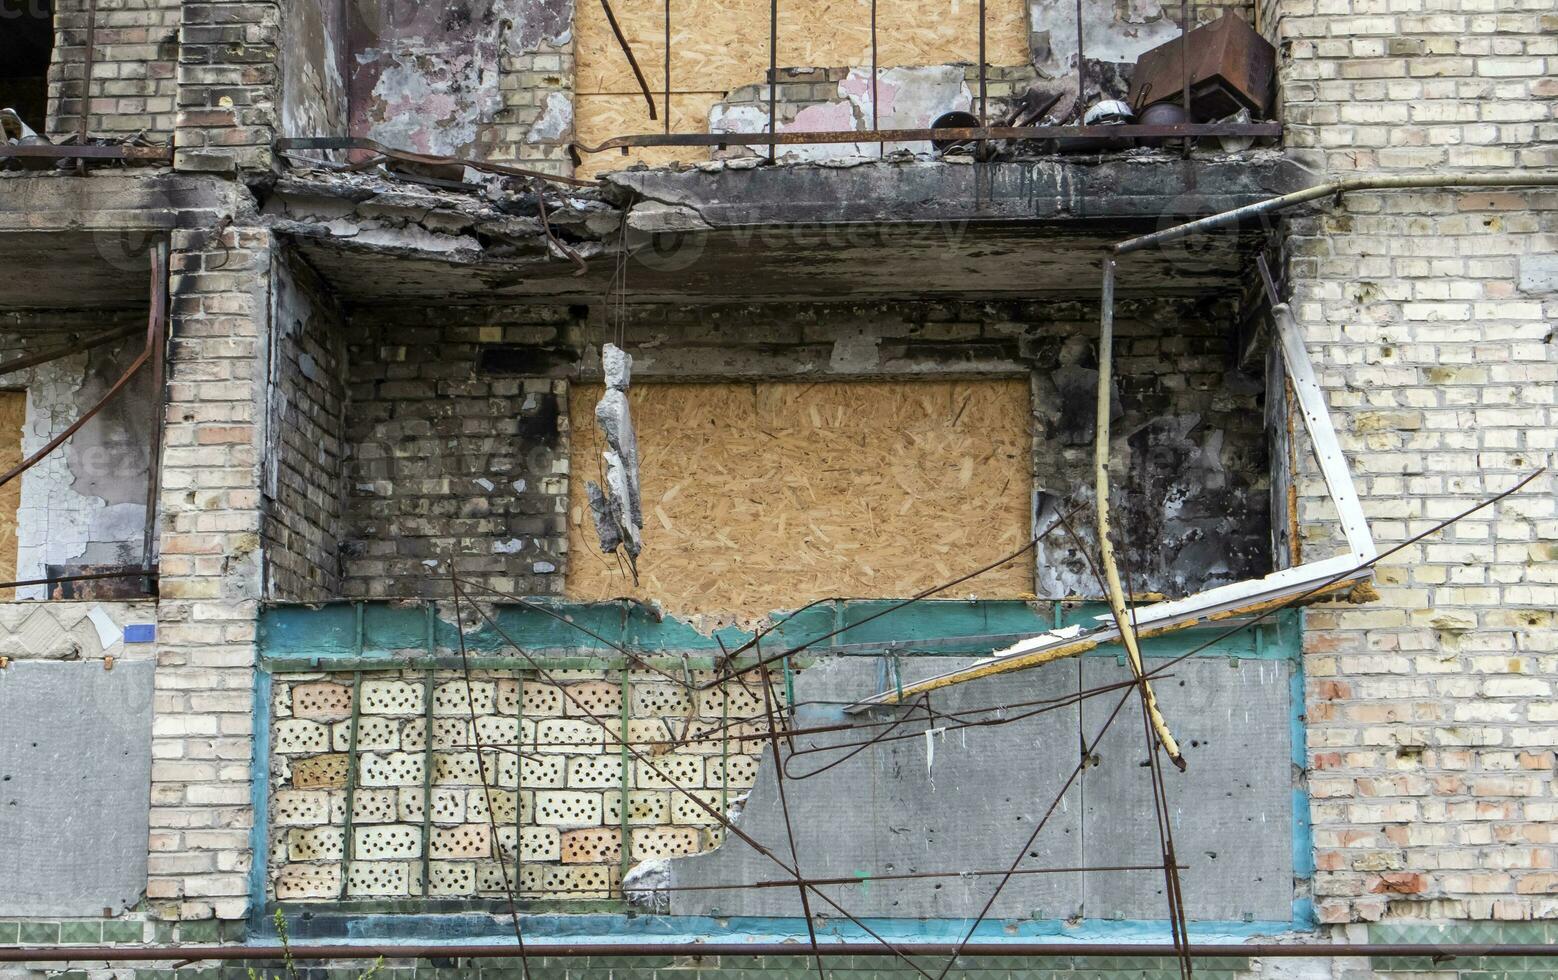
left=264, top=256, right=349, bottom=601
left=330, top=298, right=1267, bottom=602
left=47, top=0, right=181, bottom=139
left=340, top=306, right=575, bottom=599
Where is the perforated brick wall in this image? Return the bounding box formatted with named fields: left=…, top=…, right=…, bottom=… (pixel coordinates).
left=267, top=666, right=775, bottom=902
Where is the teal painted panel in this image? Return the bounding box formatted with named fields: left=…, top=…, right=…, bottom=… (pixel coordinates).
left=259, top=601, right=1299, bottom=665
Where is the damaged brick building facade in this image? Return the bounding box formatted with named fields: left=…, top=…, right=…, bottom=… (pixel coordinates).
left=0, top=0, right=1555, bottom=975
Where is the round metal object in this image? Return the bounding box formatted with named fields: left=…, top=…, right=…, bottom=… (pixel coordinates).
left=1138, top=101, right=1189, bottom=148
left=930, top=110, right=982, bottom=155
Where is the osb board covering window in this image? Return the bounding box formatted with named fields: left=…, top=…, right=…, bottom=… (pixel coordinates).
left=573, top=0, right=1028, bottom=176
left=567, top=380, right=1034, bottom=620
left=0, top=390, right=22, bottom=599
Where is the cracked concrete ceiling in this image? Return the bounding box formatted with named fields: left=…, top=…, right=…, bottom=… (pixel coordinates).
left=269, top=155, right=1303, bottom=305
left=0, top=232, right=154, bottom=310
left=289, top=222, right=1259, bottom=305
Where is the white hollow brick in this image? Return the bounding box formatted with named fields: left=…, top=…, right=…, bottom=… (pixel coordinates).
left=534, top=790, right=604, bottom=827
left=536, top=718, right=605, bottom=754
left=352, top=824, right=422, bottom=859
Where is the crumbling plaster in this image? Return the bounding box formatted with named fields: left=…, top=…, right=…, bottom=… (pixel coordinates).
left=711, top=66, right=979, bottom=162
left=260, top=153, right=1309, bottom=305
left=348, top=0, right=574, bottom=159
left=1027, top=0, right=1204, bottom=82
left=1, top=330, right=153, bottom=599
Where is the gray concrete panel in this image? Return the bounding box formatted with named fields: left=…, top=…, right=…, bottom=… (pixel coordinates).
left=668, top=655, right=1083, bottom=920
left=1078, top=655, right=1293, bottom=923
left=0, top=659, right=156, bottom=916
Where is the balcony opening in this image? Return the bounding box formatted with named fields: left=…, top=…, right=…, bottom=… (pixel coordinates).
left=0, top=0, right=54, bottom=135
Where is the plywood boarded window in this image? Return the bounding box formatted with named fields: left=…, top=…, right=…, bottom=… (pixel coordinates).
left=573, top=0, right=1028, bottom=176
left=567, top=380, right=1033, bottom=620
left=0, top=390, right=24, bottom=599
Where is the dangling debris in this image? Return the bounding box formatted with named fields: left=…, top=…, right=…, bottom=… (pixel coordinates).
left=585, top=343, right=644, bottom=577
left=584, top=481, right=622, bottom=553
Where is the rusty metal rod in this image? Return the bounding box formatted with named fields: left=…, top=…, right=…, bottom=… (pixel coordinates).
left=77, top=0, right=99, bottom=174
left=0, top=244, right=162, bottom=495
left=570, top=122, right=1281, bottom=153
left=6, top=943, right=1556, bottom=963
left=0, top=144, right=170, bottom=161
left=142, top=239, right=169, bottom=572
left=0, top=348, right=150, bottom=489
left=274, top=137, right=597, bottom=187
left=977, top=0, right=987, bottom=124
left=767, top=0, right=778, bottom=163
left=1180, top=0, right=1191, bottom=157
left=1115, top=171, right=1558, bottom=254
left=600, top=0, right=658, bottom=120
left=870, top=0, right=878, bottom=157
left=663, top=0, right=672, bottom=133
left=0, top=324, right=140, bottom=380
left=1075, top=0, right=1084, bottom=112
left=0, top=567, right=158, bottom=592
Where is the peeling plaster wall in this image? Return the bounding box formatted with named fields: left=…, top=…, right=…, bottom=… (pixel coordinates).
left=0, top=314, right=153, bottom=600
left=347, top=0, right=575, bottom=171
left=281, top=0, right=351, bottom=142
left=711, top=65, right=1006, bottom=163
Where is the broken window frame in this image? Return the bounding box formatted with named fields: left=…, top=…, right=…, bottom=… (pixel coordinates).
left=845, top=294, right=1377, bottom=711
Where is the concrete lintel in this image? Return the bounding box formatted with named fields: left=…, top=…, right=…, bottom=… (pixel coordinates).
left=607, top=153, right=1316, bottom=228
left=0, top=171, right=251, bottom=233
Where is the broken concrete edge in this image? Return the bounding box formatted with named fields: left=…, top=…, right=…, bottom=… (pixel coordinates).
left=249, top=152, right=1317, bottom=271
left=0, top=171, right=258, bottom=235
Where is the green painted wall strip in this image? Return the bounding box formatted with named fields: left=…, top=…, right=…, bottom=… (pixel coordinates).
left=260, top=601, right=1294, bottom=667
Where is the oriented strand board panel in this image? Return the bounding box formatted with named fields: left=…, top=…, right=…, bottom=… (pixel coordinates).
left=0, top=390, right=21, bottom=599
left=575, top=93, right=726, bottom=178
left=573, top=0, right=1028, bottom=173
left=0, top=659, right=156, bottom=916
left=567, top=380, right=1034, bottom=619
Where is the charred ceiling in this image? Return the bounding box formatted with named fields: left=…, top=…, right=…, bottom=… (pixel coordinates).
left=260, top=154, right=1312, bottom=305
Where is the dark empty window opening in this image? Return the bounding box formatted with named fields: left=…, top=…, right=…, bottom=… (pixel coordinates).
left=0, top=0, right=54, bottom=133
